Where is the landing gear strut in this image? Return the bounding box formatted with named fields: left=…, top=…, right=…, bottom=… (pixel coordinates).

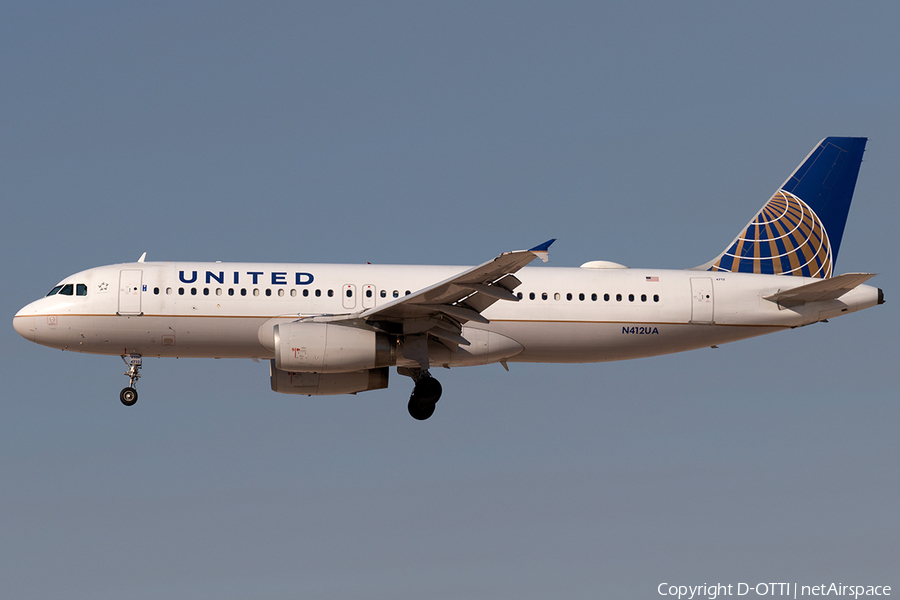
left=402, top=368, right=443, bottom=421
left=120, top=354, right=142, bottom=406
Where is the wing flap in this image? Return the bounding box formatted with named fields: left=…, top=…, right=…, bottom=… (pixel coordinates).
left=763, top=272, right=876, bottom=307
left=435, top=304, right=490, bottom=324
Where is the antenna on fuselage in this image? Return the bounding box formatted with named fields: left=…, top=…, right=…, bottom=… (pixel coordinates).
left=137, top=252, right=147, bottom=263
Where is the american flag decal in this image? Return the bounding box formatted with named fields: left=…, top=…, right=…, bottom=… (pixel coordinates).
left=646, top=276, right=659, bottom=282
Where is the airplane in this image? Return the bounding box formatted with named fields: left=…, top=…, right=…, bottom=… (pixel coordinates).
left=13, top=137, right=884, bottom=420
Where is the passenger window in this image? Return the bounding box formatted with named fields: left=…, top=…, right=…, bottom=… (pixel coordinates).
left=628, top=294, right=634, bottom=302
left=591, top=293, right=597, bottom=301
left=290, top=290, right=296, bottom=297
left=328, top=290, right=334, bottom=297
left=179, top=288, right=185, bottom=295
left=529, top=292, right=535, bottom=300
left=405, top=290, right=410, bottom=296
left=579, top=293, right=584, bottom=301
left=153, top=287, right=159, bottom=295
left=393, top=290, right=399, bottom=298
left=380, top=290, right=386, bottom=298
left=203, top=288, right=210, bottom=296
left=616, top=294, right=622, bottom=301
left=315, top=289, right=321, bottom=297
left=60, top=284, right=74, bottom=296
left=253, top=289, right=260, bottom=297
left=217, top=289, right=223, bottom=296
left=541, top=292, right=548, bottom=300
left=241, top=289, right=247, bottom=296
left=191, top=288, right=197, bottom=296
left=516, top=292, right=523, bottom=299
left=228, top=289, right=234, bottom=296
left=566, top=293, right=572, bottom=301
left=303, top=289, right=309, bottom=297
left=278, top=289, right=284, bottom=297
left=604, top=293, right=610, bottom=301
left=77, top=284, right=88, bottom=296
left=346, top=289, right=352, bottom=298
left=365, top=289, right=372, bottom=298
left=641, top=294, right=647, bottom=302
left=166, top=287, right=172, bottom=295
left=46, top=285, right=63, bottom=297
left=265, top=289, right=272, bottom=297
left=554, top=292, right=561, bottom=301
left=654, top=294, right=660, bottom=302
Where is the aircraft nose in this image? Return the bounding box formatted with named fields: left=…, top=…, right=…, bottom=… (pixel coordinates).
left=13, top=307, right=36, bottom=342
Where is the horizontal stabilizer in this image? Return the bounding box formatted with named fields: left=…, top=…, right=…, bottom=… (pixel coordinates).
left=763, top=273, right=876, bottom=307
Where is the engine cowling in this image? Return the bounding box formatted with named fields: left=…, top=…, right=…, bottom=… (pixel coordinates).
left=270, top=362, right=389, bottom=395
left=273, top=322, right=393, bottom=373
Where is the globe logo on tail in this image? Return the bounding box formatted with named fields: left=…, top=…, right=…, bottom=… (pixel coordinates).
left=709, top=190, right=833, bottom=278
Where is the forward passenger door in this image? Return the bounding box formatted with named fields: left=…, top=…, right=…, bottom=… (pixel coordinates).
left=118, top=269, right=143, bottom=316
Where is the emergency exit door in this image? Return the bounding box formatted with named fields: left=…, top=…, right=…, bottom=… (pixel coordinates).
left=342, top=284, right=357, bottom=310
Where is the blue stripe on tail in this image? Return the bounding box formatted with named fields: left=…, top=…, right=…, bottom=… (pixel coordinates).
left=781, top=137, right=866, bottom=262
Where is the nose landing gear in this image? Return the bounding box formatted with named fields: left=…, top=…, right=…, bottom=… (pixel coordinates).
left=120, top=354, right=142, bottom=406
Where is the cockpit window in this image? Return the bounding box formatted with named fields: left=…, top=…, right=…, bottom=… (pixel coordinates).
left=45, top=283, right=88, bottom=297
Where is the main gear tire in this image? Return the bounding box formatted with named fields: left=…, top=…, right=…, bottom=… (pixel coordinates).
left=408, top=398, right=436, bottom=421
left=411, top=376, right=442, bottom=404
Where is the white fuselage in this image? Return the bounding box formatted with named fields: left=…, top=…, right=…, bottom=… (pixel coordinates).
left=13, top=261, right=881, bottom=367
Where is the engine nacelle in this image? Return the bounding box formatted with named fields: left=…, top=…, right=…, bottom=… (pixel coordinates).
left=273, top=322, right=393, bottom=373
left=270, top=362, right=389, bottom=395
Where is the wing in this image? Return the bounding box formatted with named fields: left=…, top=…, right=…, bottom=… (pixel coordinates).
left=299, top=240, right=552, bottom=368
left=763, top=272, right=876, bottom=307
left=361, top=239, right=554, bottom=323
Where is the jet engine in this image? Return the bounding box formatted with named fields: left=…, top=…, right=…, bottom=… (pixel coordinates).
left=273, top=322, right=394, bottom=373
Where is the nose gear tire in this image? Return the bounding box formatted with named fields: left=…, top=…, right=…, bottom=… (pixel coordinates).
left=120, top=387, right=138, bottom=406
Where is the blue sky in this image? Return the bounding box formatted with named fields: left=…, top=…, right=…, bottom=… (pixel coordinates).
left=2, top=3, right=898, bottom=598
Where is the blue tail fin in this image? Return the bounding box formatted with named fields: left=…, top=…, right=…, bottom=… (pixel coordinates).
left=699, top=137, right=867, bottom=278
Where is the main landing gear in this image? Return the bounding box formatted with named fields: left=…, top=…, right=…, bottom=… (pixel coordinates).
left=120, top=354, right=142, bottom=406
left=401, top=368, right=443, bottom=421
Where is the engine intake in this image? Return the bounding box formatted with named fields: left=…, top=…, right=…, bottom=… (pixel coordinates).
left=273, top=322, right=393, bottom=373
